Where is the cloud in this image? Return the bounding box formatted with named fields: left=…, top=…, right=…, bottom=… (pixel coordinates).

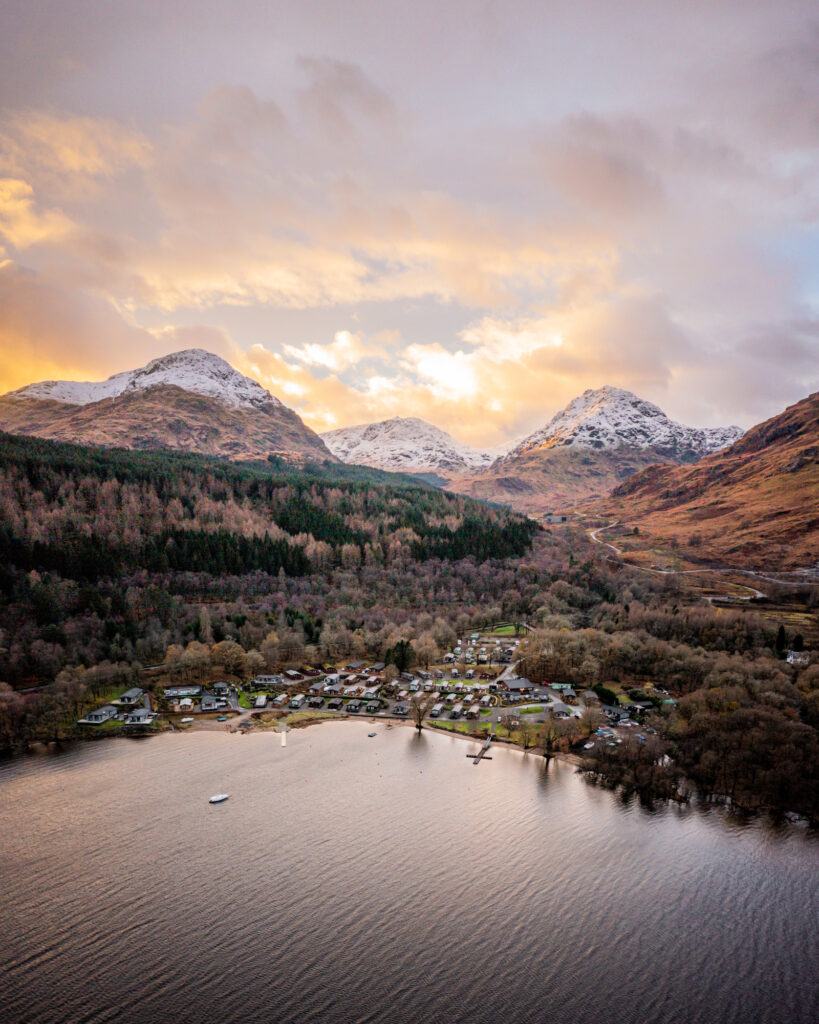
left=284, top=330, right=370, bottom=371
left=0, top=7, right=817, bottom=441
left=2, top=110, right=152, bottom=179
left=0, top=179, right=74, bottom=248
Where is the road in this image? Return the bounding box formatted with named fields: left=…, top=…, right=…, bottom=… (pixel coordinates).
left=585, top=519, right=818, bottom=601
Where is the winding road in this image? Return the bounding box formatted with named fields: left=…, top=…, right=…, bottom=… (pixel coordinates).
left=586, top=519, right=816, bottom=601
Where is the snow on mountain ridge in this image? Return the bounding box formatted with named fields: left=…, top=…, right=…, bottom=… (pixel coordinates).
left=321, top=417, right=501, bottom=474
left=10, top=349, right=281, bottom=410
left=502, top=386, right=744, bottom=462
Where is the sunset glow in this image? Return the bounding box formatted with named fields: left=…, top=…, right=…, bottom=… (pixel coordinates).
left=0, top=1, right=817, bottom=444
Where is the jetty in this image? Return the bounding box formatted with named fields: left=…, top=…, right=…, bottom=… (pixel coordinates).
left=469, top=733, right=494, bottom=764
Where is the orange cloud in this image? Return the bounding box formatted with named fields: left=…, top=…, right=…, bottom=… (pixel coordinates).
left=0, top=179, right=73, bottom=248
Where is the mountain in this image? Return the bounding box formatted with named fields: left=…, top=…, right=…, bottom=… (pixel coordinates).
left=501, top=387, right=743, bottom=462
left=449, top=387, right=744, bottom=513
left=597, top=392, right=819, bottom=569
left=0, top=349, right=332, bottom=463
left=321, top=416, right=509, bottom=478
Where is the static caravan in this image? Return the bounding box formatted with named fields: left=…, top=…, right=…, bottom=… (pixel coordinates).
left=450, top=702, right=463, bottom=719
left=430, top=702, right=444, bottom=718
left=288, top=694, right=306, bottom=710
left=466, top=704, right=481, bottom=720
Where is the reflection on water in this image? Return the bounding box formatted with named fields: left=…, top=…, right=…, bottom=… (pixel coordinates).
left=1, top=723, right=817, bottom=1024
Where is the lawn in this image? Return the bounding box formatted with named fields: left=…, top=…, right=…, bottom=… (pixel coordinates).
left=520, top=705, right=544, bottom=715
left=486, top=624, right=517, bottom=636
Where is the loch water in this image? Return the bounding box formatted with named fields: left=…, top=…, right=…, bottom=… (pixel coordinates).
left=1, top=722, right=817, bottom=1024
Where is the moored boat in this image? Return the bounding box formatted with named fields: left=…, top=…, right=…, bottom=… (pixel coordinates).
left=209, top=793, right=230, bottom=804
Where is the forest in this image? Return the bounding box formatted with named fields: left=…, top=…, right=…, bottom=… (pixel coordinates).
left=0, top=433, right=816, bottom=819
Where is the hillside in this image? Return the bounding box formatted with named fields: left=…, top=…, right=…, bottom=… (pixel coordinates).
left=452, top=445, right=674, bottom=514
left=0, top=432, right=540, bottom=584
left=0, top=349, right=332, bottom=464
left=449, top=387, right=742, bottom=514
left=597, top=392, right=819, bottom=569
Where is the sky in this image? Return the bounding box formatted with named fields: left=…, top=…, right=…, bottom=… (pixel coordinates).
left=1, top=0, right=818, bottom=445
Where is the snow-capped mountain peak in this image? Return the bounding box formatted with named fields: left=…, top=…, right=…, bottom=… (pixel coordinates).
left=321, top=416, right=502, bottom=475
left=502, top=386, right=744, bottom=461
left=10, top=349, right=281, bottom=410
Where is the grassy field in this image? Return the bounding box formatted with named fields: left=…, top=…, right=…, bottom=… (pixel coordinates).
left=485, top=624, right=517, bottom=636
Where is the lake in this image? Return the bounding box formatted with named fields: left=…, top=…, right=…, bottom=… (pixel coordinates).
left=1, top=722, right=817, bottom=1024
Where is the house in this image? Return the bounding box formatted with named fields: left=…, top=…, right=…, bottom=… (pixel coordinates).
left=201, top=696, right=220, bottom=712
left=212, top=682, right=231, bottom=697
left=787, top=650, right=810, bottom=667
left=81, top=704, right=118, bottom=724
left=504, top=677, right=535, bottom=695
left=308, top=679, right=326, bottom=694
left=125, top=708, right=156, bottom=725
left=324, top=681, right=344, bottom=696
left=601, top=704, right=629, bottom=722
left=252, top=674, right=283, bottom=689
left=368, top=663, right=386, bottom=674
left=307, top=695, right=324, bottom=708
left=179, top=697, right=194, bottom=710
left=284, top=670, right=304, bottom=681
left=544, top=513, right=567, bottom=524
left=362, top=686, right=380, bottom=701
left=346, top=661, right=365, bottom=671
left=113, top=687, right=143, bottom=706
left=164, top=685, right=202, bottom=699
left=254, top=695, right=268, bottom=709
left=582, top=690, right=599, bottom=704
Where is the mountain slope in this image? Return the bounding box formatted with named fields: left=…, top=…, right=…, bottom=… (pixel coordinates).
left=449, top=387, right=743, bottom=514
left=321, top=416, right=505, bottom=476
left=0, top=349, right=332, bottom=463
left=598, top=392, right=819, bottom=569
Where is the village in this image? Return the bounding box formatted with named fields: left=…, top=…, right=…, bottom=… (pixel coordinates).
left=76, top=628, right=674, bottom=752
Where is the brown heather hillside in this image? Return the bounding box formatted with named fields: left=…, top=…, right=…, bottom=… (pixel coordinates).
left=0, top=385, right=333, bottom=464
left=450, top=446, right=673, bottom=514
left=596, top=392, right=819, bottom=569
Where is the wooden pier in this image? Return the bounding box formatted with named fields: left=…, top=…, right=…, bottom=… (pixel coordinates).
left=469, top=733, right=494, bottom=764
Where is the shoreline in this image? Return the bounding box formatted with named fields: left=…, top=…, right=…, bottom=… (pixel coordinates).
left=17, top=709, right=585, bottom=766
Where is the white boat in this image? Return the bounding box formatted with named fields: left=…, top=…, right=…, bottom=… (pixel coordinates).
left=209, top=793, right=230, bottom=804
left=180, top=717, right=194, bottom=723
